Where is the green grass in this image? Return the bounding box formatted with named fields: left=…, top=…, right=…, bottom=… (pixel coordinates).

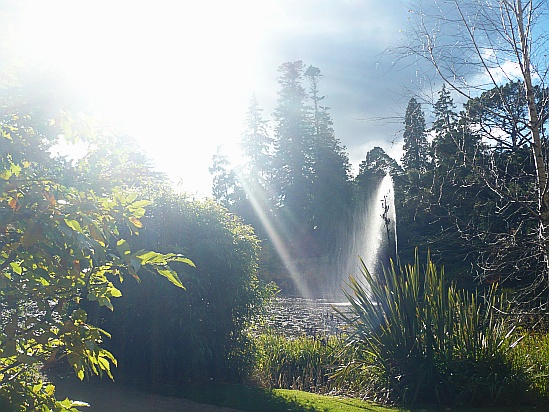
left=509, top=331, right=549, bottom=404
left=160, top=383, right=536, bottom=412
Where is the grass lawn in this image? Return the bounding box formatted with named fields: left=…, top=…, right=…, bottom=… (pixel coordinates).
left=166, top=384, right=536, bottom=412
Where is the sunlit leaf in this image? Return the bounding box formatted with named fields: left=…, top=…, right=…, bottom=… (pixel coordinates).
left=64, top=219, right=82, bottom=233
left=32, top=382, right=43, bottom=394
left=129, top=200, right=151, bottom=209
left=128, top=216, right=142, bottom=228
left=45, top=384, right=55, bottom=396
left=9, top=261, right=22, bottom=275
left=10, top=162, right=21, bottom=177
left=156, top=267, right=184, bottom=289
left=116, top=239, right=131, bottom=256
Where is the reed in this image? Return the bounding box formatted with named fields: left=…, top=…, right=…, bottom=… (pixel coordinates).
left=254, top=331, right=343, bottom=392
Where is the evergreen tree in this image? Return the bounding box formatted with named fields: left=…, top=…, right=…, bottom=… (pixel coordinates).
left=304, top=65, right=352, bottom=256
left=234, top=95, right=275, bottom=238
left=209, top=147, right=239, bottom=207
left=432, top=85, right=459, bottom=166
left=240, top=94, right=273, bottom=183
left=401, top=97, right=430, bottom=173
left=272, top=61, right=314, bottom=240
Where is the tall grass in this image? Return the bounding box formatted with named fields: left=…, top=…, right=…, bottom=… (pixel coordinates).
left=254, top=332, right=342, bottom=392
left=333, top=252, right=526, bottom=406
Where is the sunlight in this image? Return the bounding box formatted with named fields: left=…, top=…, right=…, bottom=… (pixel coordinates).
left=239, top=177, right=312, bottom=298
left=13, top=0, right=274, bottom=196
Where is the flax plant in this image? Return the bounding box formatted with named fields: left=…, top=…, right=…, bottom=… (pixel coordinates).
left=334, top=252, right=523, bottom=406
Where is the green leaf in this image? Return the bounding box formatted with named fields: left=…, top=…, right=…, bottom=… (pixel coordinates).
left=45, top=384, right=55, bottom=395
left=136, top=251, right=166, bottom=265
left=129, top=199, right=151, bottom=209
left=116, top=239, right=131, bottom=256
left=10, top=162, right=21, bottom=177
left=109, top=286, right=122, bottom=298
left=9, top=261, right=22, bottom=275
left=156, top=267, right=184, bottom=289
left=32, top=382, right=43, bottom=394
left=89, top=223, right=106, bottom=244
left=98, top=296, right=114, bottom=311
left=64, top=219, right=82, bottom=233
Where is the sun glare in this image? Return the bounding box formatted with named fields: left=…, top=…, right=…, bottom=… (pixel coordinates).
left=13, top=0, right=273, bottom=196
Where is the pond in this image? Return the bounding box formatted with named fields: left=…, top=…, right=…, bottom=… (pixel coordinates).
left=255, top=297, right=351, bottom=339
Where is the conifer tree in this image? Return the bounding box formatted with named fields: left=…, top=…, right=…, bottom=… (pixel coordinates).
left=209, top=148, right=239, bottom=207
left=272, top=61, right=313, bottom=227
left=304, top=65, right=352, bottom=256
left=401, top=97, right=430, bottom=173
left=240, top=94, right=273, bottom=183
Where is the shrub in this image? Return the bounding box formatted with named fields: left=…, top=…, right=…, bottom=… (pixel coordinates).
left=89, top=195, right=273, bottom=385
left=334, top=252, right=525, bottom=406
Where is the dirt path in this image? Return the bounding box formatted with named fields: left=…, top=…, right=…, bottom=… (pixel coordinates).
left=53, top=378, right=242, bottom=412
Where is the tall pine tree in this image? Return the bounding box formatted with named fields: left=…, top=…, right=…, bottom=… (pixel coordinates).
left=304, top=65, right=352, bottom=257
left=272, top=61, right=314, bottom=238
left=401, top=97, right=430, bottom=173
left=240, top=94, right=273, bottom=183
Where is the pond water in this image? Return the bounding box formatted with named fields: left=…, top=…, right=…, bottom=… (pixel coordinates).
left=256, top=297, right=351, bottom=339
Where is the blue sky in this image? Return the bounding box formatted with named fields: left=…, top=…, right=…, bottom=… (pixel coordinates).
left=2, top=0, right=443, bottom=196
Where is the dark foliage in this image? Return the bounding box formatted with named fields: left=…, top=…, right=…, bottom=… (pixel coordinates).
left=87, top=195, right=272, bottom=385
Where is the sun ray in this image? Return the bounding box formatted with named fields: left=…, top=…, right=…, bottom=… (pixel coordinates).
left=239, top=176, right=312, bottom=298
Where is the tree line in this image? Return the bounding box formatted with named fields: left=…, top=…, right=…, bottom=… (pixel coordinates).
left=211, top=58, right=549, bottom=307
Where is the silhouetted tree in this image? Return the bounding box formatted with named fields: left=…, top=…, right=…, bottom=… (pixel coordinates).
left=305, top=65, right=352, bottom=257
left=402, top=97, right=430, bottom=173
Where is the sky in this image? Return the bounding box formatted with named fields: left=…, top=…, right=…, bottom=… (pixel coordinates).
left=2, top=0, right=441, bottom=197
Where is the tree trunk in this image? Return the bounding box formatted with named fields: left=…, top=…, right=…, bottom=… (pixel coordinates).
left=516, top=0, right=549, bottom=302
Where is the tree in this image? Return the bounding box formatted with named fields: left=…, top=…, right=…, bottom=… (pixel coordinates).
left=209, top=147, right=240, bottom=207
left=0, top=95, right=190, bottom=409
left=428, top=87, right=486, bottom=282
left=432, top=85, right=459, bottom=166
left=271, top=61, right=316, bottom=259
left=405, top=0, right=549, bottom=307
left=401, top=97, right=430, bottom=173
left=233, top=95, right=275, bottom=237
left=304, top=65, right=352, bottom=257
left=240, top=94, right=273, bottom=184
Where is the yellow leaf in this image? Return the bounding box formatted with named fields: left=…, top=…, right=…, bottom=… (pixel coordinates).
left=129, top=216, right=142, bottom=228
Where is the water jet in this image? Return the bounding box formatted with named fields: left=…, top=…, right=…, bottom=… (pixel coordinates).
left=334, top=173, right=398, bottom=297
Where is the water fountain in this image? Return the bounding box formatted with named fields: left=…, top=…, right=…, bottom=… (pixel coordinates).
left=265, top=173, right=398, bottom=331
left=334, top=173, right=398, bottom=298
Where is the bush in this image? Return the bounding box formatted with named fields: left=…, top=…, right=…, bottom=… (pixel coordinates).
left=89, top=195, right=273, bottom=385
left=334, top=252, right=526, bottom=406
